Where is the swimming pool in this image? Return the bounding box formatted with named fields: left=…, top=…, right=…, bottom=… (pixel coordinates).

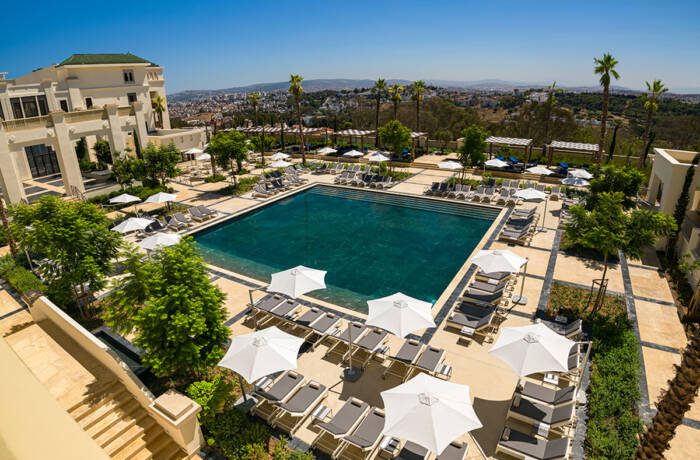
left=195, top=185, right=499, bottom=312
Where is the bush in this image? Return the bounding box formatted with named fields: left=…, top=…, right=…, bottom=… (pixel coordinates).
left=218, top=176, right=260, bottom=196
left=0, top=255, right=47, bottom=295
left=204, top=174, right=226, bottom=183
left=186, top=375, right=234, bottom=425
left=205, top=407, right=270, bottom=459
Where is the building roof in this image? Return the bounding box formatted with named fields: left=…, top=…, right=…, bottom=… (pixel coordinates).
left=485, top=136, right=533, bottom=147
left=549, top=140, right=599, bottom=152
left=335, top=129, right=375, bottom=136
left=58, top=53, right=156, bottom=66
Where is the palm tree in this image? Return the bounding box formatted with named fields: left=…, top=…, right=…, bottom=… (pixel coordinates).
left=288, top=74, right=306, bottom=165
left=372, top=78, right=387, bottom=147
left=151, top=95, right=166, bottom=129
left=248, top=92, right=264, bottom=165
left=388, top=84, right=404, bottom=120
left=543, top=81, right=558, bottom=143
left=411, top=80, right=427, bottom=132
left=636, top=328, right=700, bottom=459
left=593, top=53, right=620, bottom=163
left=639, top=79, right=668, bottom=166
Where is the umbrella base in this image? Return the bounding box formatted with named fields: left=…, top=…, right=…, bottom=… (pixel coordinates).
left=512, top=295, right=528, bottom=305
left=342, top=367, right=363, bottom=382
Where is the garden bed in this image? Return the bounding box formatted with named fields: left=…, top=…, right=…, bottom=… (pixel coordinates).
left=547, top=282, right=642, bottom=459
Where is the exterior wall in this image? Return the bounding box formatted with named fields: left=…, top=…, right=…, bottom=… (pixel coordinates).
left=646, top=148, right=700, bottom=216
left=0, top=339, right=109, bottom=460
left=147, top=128, right=206, bottom=151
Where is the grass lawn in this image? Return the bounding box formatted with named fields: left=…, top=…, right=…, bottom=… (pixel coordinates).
left=547, top=282, right=642, bottom=460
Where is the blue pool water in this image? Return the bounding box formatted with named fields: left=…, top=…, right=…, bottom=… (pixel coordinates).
left=195, top=186, right=498, bottom=312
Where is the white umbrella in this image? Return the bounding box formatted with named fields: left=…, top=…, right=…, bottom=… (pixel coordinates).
left=514, top=188, right=546, bottom=201
left=438, top=160, right=462, bottom=170
left=484, top=159, right=508, bottom=168
left=525, top=165, right=553, bottom=176
left=317, top=147, right=338, bottom=155
left=144, top=192, right=178, bottom=204
left=381, top=374, right=482, bottom=455
left=366, top=292, right=436, bottom=338
left=218, top=326, right=304, bottom=400
left=562, top=177, right=590, bottom=187
left=109, top=193, right=140, bottom=205
left=471, top=250, right=529, bottom=305
left=343, top=149, right=364, bottom=158
left=268, top=265, right=327, bottom=298
left=368, top=152, right=390, bottom=162
left=185, top=147, right=204, bottom=155
left=270, top=152, right=290, bottom=161
left=489, top=323, right=575, bottom=376
left=139, top=233, right=181, bottom=251
left=111, top=217, right=153, bottom=234
left=568, top=168, right=593, bottom=179
left=270, top=159, right=292, bottom=168
left=195, top=152, right=211, bottom=161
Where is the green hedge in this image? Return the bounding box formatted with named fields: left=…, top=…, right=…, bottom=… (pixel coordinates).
left=0, top=255, right=46, bottom=295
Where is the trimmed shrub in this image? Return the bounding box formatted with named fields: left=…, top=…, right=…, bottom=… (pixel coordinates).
left=0, top=255, right=46, bottom=295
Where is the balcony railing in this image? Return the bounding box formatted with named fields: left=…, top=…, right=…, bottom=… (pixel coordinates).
left=1, top=115, right=53, bottom=131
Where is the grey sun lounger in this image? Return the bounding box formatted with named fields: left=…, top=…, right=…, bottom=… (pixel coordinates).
left=294, top=307, right=324, bottom=328
left=436, top=442, right=469, bottom=460
left=448, top=303, right=496, bottom=333
left=383, top=339, right=424, bottom=380
left=188, top=207, right=208, bottom=222
left=396, top=441, right=429, bottom=460
left=326, top=322, right=367, bottom=355
left=497, top=427, right=570, bottom=460
left=336, top=408, right=386, bottom=459
left=469, top=280, right=507, bottom=294
left=352, top=328, right=390, bottom=369
left=253, top=293, right=286, bottom=313
left=317, top=398, right=369, bottom=438
left=411, top=346, right=447, bottom=379
left=461, top=288, right=503, bottom=305
left=270, top=298, right=301, bottom=318
left=540, top=319, right=583, bottom=339
left=509, top=396, right=575, bottom=428
left=475, top=270, right=511, bottom=282
left=272, top=381, right=328, bottom=433
left=518, top=382, right=576, bottom=407
left=255, top=371, right=305, bottom=403
left=195, top=205, right=216, bottom=216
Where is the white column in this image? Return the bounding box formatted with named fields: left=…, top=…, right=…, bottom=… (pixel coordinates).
left=49, top=111, right=84, bottom=197
left=0, top=128, right=27, bottom=203
left=104, top=104, right=126, bottom=159
left=131, top=101, right=150, bottom=155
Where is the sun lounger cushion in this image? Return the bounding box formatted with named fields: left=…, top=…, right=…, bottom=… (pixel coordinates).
left=311, top=313, right=339, bottom=334
left=437, top=442, right=468, bottom=460
left=511, top=397, right=575, bottom=425
left=277, top=381, right=327, bottom=415
left=397, top=441, right=429, bottom=460
left=356, top=329, right=388, bottom=351
left=519, top=382, right=576, bottom=406
left=255, top=294, right=286, bottom=312
left=394, top=340, right=423, bottom=363
left=343, top=408, right=386, bottom=449
left=469, top=280, right=506, bottom=293
left=256, top=371, right=304, bottom=402
left=318, top=398, right=369, bottom=436
left=499, top=428, right=569, bottom=460
left=271, top=299, right=300, bottom=317
left=415, top=346, right=445, bottom=372
left=295, top=308, right=324, bottom=328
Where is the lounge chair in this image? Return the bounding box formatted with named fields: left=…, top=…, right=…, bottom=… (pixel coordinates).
left=261, top=298, right=301, bottom=325
left=517, top=382, right=576, bottom=407
left=447, top=303, right=497, bottom=339
left=336, top=171, right=353, bottom=184
left=325, top=322, right=367, bottom=357
left=196, top=205, right=217, bottom=217
left=165, top=215, right=187, bottom=231
left=377, top=176, right=393, bottom=189
left=471, top=185, right=485, bottom=202
left=252, top=371, right=306, bottom=421
left=304, top=312, right=342, bottom=347
left=351, top=328, right=390, bottom=369
left=496, top=427, right=570, bottom=460
left=249, top=293, right=285, bottom=324
left=481, top=187, right=496, bottom=203
left=500, top=227, right=532, bottom=245
left=539, top=318, right=583, bottom=340
left=496, top=189, right=510, bottom=206
left=435, top=182, right=449, bottom=196
left=396, top=441, right=430, bottom=460
left=272, top=381, right=328, bottom=433
left=461, top=288, right=504, bottom=305
left=293, top=307, right=324, bottom=329
left=437, top=442, right=469, bottom=460
left=313, top=163, right=329, bottom=174
left=550, top=185, right=562, bottom=201
left=172, top=212, right=193, bottom=226
left=314, top=398, right=370, bottom=455
left=475, top=270, right=511, bottom=283
left=253, top=184, right=273, bottom=198
left=455, top=185, right=472, bottom=200
left=512, top=207, right=537, bottom=218
left=411, top=346, right=451, bottom=380
left=335, top=408, right=386, bottom=460
left=383, top=339, right=424, bottom=381
left=426, top=182, right=440, bottom=195
left=469, top=279, right=507, bottom=294
left=446, top=184, right=463, bottom=199
left=188, top=207, right=209, bottom=222
left=508, top=396, right=576, bottom=433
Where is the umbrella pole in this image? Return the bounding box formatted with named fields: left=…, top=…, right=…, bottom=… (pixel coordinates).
left=513, top=259, right=529, bottom=305
left=249, top=289, right=257, bottom=329
left=237, top=375, right=248, bottom=402
left=540, top=198, right=549, bottom=232
left=343, top=323, right=362, bottom=381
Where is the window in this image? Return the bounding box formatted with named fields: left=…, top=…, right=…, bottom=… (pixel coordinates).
left=59, top=100, right=69, bottom=112
left=11, top=98, right=23, bottom=119
left=25, top=144, right=60, bottom=178
left=123, top=70, right=134, bottom=83
left=21, top=97, right=39, bottom=117
left=85, top=97, right=93, bottom=109
left=127, top=93, right=137, bottom=104
left=37, top=96, right=49, bottom=115
left=0, top=103, right=4, bottom=120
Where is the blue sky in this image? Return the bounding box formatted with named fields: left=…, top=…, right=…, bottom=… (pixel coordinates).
left=3, top=1, right=700, bottom=93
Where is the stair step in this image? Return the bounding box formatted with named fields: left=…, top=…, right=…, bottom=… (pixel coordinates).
left=103, top=416, right=155, bottom=456
left=86, top=399, right=141, bottom=439
left=130, top=431, right=171, bottom=460
left=112, top=430, right=160, bottom=460
left=158, top=442, right=187, bottom=460
left=67, top=381, right=120, bottom=415
left=78, top=389, right=131, bottom=428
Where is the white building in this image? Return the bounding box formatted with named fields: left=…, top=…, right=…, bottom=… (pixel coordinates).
left=0, top=53, right=205, bottom=203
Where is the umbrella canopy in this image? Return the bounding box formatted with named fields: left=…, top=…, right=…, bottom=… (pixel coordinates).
left=381, top=374, right=482, bottom=454
left=185, top=147, right=204, bottom=155
left=514, top=187, right=547, bottom=201
left=561, top=177, right=590, bottom=187
left=139, top=233, right=181, bottom=251
left=270, top=152, right=290, bottom=161
left=368, top=152, right=390, bottom=162
left=144, top=192, right=177, bottom=204
left=317, top=147, right=338, bottom=155
left=568, top=168, right=593, bottom=179
left=471, top=249, right=527, bottom=274
left=195, top=152, right=211, bottom=161
left=218, top=326, right=304, bottom=383
left=343, top=149, right=364, bottom=158
left=484, top=159, right=509, bottom=168
left=366, top=292, right=435, bottom=338
left=268, top=265, right=327, bottom=298
left=489, top=323, right=575, bottom=376
left=111, top=217, right=153, bottom=234
left=109, top=193, right=141, bottom=205
left=270, top=159, right=292, bottom=168
left=525, top=165, right=553, bottom=176
left=438, top=160, right=462, bottom=170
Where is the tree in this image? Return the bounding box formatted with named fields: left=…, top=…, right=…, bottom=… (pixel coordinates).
left=142, top=142, right=180, bottom=187
left=0, top=194, right=16, bottom=256
left=248, top=92, right=265, bottom=166
left=208, top=130, right=249, bottom=186
left=378, top=120, right=411, bottom=160
left=588, top=165, right=645, bottom=209
left=111, top=156, right=144, bottom=190
left=434, top=129, right=453, bottom=152
left=288, top=75, right=306, bottom=165
left=565, top=192, right=676, bottom=311
left=593, top=53, right=620, bottom=163
left=639, top=80, right=668, bottom=167
left=607, top=124, right=620, bottom=163
left=635, top=328, right=699, bottom=459
left=388, top=84, right=404, bottom=120
left=372, top=78, right=387, bottom=147
left=667, top=153, right=700, bottom=258
left=93, top=139, right=113, bottom=165
left=543, top=82, right=559, bottom=143
left=102, top=239, right=229, bottom=378
left=411, top=80, right=427, bottom=131
left=250, top=133, right=275, bottom=163
left=458, top=125, right=488, bottom=179
left=75, top=138, right=88, bottom=162
left=10, top=196, right=122, bottom=315
left=151, top=95, right=166, bottom=129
